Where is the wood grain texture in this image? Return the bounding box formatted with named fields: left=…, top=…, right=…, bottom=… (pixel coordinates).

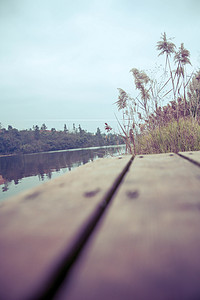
left=0, top=155, right=131, bottom=300
left=57, top=153, right=200, bottom=300
left=179, top=151, right=200, bottom=165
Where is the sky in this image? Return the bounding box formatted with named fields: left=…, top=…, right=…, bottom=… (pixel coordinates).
left=0, top=0, right=200, bottom=133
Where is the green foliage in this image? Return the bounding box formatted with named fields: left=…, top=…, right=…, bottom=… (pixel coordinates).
left=0, top=125, right=123, bottom=155
left=64, top=124, right=68, bottom=132
left=41, top=123, right=47, bottom=131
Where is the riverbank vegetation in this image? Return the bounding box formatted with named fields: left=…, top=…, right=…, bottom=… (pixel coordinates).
left=113, top=33, right=200, bottom=155
left=0, top=124, right=123, bottom=155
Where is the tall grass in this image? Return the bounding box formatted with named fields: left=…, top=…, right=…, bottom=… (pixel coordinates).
left=112, top=33, right=200, bottom=155
left=136, top=117, right=200, bottom=154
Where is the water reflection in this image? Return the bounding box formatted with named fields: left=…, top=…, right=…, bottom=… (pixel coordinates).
left=0, top=145, right=125, bottom=200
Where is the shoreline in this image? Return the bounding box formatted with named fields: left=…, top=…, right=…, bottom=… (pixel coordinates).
left=0, top=144, right=125, bottom=158
left=0, top=154, right=16, bottom=158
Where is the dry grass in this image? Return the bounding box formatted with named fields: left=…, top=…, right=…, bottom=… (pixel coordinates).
left=136, top=117, right=200, bottom=154
left=114, top=33, right=200, bottom=155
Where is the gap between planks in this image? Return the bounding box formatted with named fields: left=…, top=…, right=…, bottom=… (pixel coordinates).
left=55, top=152, right=200, bottom=300
left=1, top=152, right=200, bottom=300
left=178, top=151, right=200, bottom=167
left=35, top=155, right=133, bottom=300
left=0, top=155, right=133, bottom=300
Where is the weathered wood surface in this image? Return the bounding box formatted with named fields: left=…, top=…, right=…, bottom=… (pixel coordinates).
left=0, top=155, right=132, bottom=300
left=179, top=150, right=200, bottom=165
left=56, top=153, right=200, bottom=300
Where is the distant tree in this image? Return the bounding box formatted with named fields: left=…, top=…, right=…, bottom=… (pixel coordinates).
left=64, top=124, right=68, bottom=133
left=96, top=127, right=102, bottom=136
left=34, top=125, right=40, bottom=140
left=41, top=123, right=47, bottom=131
left=95, top=127, right=104, bottom=146
left=8, top=125, right=13, bottom=131
left=78, top=124, right=85, bottom=136
left=51, top=128, right=56, bottom=133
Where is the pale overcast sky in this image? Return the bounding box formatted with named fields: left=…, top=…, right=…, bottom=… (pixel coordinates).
left=0, top=0, right=200, bottom=132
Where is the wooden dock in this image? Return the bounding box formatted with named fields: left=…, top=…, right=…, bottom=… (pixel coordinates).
left=0, top=152, right=200, bottom=300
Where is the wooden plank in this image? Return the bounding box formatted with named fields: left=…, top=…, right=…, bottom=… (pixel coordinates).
left=179, top=150, right=200, bottom=165
left=0, top=155, right=132, bottom=300
left=57, top=153, right=200, bottom=300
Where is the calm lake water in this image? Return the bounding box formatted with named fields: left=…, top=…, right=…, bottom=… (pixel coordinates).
left=0, top=145, right=126, bottom=201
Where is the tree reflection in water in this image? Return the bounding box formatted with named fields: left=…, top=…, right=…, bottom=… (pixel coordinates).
left=0, top=145, right=125, bottom=200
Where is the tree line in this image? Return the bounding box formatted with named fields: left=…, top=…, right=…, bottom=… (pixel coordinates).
left=0, top=124, right=123, bottom=155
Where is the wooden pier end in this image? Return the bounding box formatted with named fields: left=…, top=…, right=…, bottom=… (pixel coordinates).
left=0, top=152, right=200, bottom=300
